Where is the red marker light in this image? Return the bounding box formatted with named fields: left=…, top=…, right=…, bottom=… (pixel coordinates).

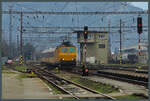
left=138, top=24, right=142, bottom=27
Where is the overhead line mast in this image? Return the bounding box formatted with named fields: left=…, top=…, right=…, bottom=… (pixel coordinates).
left=120, top=19, right=122, bottom=64
left=9, top=6, right=13, bottom=59
left=20, top=11, right=23, bottom=65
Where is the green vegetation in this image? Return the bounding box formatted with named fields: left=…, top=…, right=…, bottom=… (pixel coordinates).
left=15, top=65, right=28, bottom=71
left=2, top=65, right=9, bottom=70
left=43, top=80, right=64, bottom=94
left=16, top=73, right=37, bottom=83
left=115, top=94, right=147, bottom=100
left=69, top=77, right=119, bottom=94
left=15, top=72, right=37, bottom=86
left=18, top=73, right=37, bottom=79
left=12, top=61, right=20, bottom=65
left=2, top=65, right=16, bottom=74
left=2, top=71, right=17, bottom=74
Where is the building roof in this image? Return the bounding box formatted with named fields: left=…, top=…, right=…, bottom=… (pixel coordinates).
left=122, top=43, right=148, bottom=51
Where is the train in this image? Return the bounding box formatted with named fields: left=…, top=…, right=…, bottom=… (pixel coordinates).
left=40, top=41, right=77, bottom=69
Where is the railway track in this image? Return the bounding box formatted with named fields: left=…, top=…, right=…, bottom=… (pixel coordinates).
left=97, top=69, right=148, bottom=78
left=98, top=67, right=148, bottom=74
left=96, top=71, right=148, bottom=88
left=29, top=63, right=148, bottom=88
left=71, top=68, right=148, bottom=88
left=32, top=67, right=116, bottom=100
left=19, top=63, right=149, bottom=88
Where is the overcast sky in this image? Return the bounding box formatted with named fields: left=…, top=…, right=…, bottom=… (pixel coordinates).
left=130, top=2, right=148, bottom=10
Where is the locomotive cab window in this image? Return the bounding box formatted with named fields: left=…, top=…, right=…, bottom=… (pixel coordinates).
left=69, top=48, right=75, bottom=52
left=61, top=48, right=67, bottom=52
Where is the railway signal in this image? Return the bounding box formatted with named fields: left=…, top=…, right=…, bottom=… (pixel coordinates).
left=85, top=68, right=89, bottom=76
left=82, top=65, right=89, bottom=76
left=137, top=17, right=143, bottom=34
left=84, top=26, right=88, bottom=40
left=137, top=16, right=143, bottom=57
left=83, top=26, right=88, bottom=73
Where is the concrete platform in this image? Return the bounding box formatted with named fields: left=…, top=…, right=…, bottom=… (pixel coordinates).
left=2, top=70, right=55, bottom=99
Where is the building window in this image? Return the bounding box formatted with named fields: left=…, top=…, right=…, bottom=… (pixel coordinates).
left=88, top=34, right=93, bottom=39
left=99, top=44, right=105, bottom=48
left=99, top=35, right=105, bottom=39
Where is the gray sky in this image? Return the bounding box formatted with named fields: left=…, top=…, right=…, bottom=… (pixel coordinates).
left=130, top=2, right=148, bottom=10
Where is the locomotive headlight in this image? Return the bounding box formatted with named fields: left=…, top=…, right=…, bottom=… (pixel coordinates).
left=62, top=58, right=64, bottom=60
left=72, top=58, right=74, bottom=60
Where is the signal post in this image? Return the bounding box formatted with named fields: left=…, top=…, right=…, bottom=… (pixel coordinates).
left=82, top=26, right=89, bottom=76
left=83, top=26, right=88, bottom=67
left=137, top=16, right=142, bottom=68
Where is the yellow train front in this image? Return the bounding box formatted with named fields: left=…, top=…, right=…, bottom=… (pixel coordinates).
left=55, top=42, right=76, bottom=67
left=40, top=42, right=77, bottom=69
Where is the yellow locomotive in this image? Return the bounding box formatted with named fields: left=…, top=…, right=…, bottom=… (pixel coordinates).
left=40, top=42, right=77, bottom=68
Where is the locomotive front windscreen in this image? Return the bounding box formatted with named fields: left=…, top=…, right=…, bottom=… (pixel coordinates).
left=61, top=48, right=67, bottom=53
left=69, top=48, right=75, bottom=53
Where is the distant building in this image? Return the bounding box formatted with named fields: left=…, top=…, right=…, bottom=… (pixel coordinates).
left=113, top=43, right=148, bottom=64
left=75, top=30, right=110, bottom=64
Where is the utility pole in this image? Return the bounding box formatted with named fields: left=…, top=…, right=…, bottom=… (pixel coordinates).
left=17, top=35, right=19, bottom=57
left=83, top=26, right=88, bottom=67
left=108, top=22, right=111, bottom=63
left=20, top=11, right=23, bottom=65
left=9, top=6, right=13, bottom=59
left=120, top=19, right=122, bottom=64
left=84, top=39, right=87, bottom=67
left=80, top=45, right=83, bottom=65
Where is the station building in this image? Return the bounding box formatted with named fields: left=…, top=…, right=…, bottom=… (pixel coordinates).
left=75, top=31, right=110, bottom=64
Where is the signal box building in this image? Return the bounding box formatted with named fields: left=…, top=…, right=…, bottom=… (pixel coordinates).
left=75, top=31, right=109, bottom=64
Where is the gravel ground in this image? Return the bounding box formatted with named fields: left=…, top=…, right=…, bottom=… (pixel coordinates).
left=86, top=76, right=148, bottom=96
left=52, top=70, right=148, bottom=96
